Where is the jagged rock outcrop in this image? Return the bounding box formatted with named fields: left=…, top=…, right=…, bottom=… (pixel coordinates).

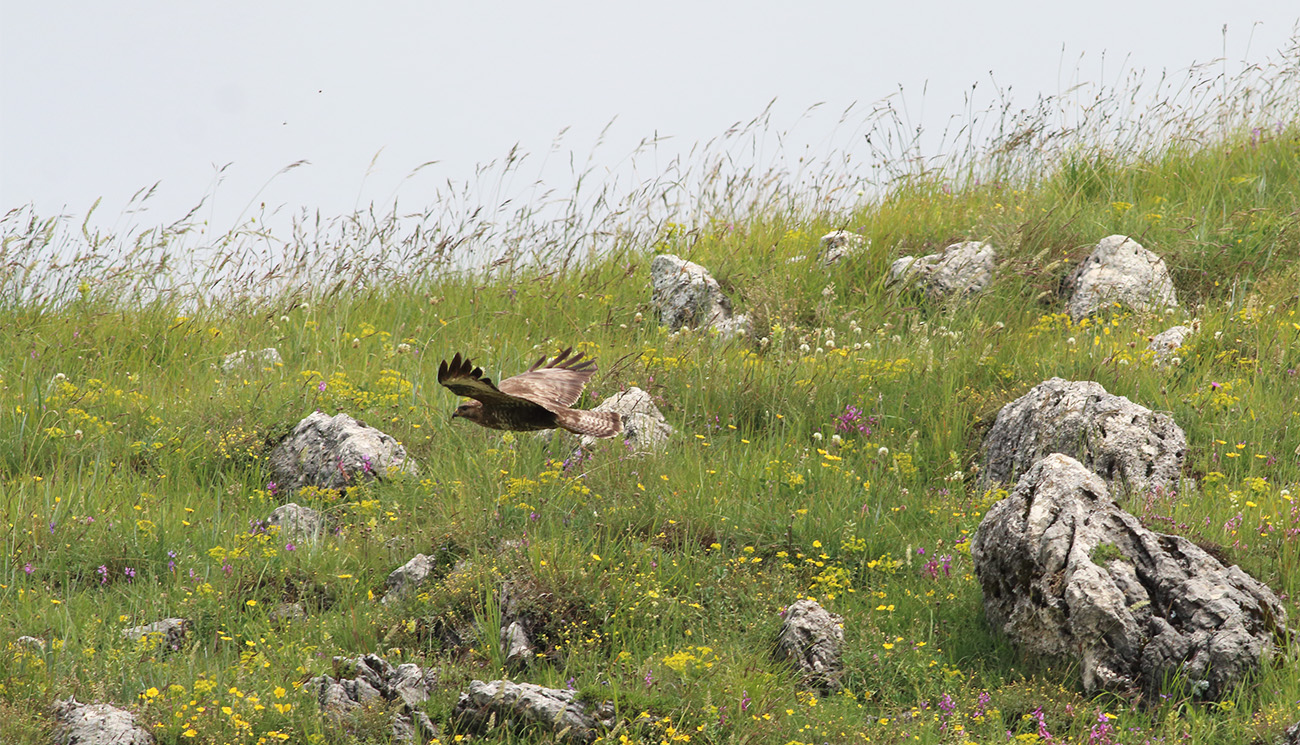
left=889, top=241, right=996, bottom=300
left=1066, top=235, right=1178, bottom=320
left=650, top=254, right=750, bottom=338
left=453, top=680, right=615, bottom=743
left=311, top=654, right=440, bottom=743
left=577, top=387, right=674, bottom=454
left=53, top=698, right=154, bottom=745
left=220, top=348, right=283, bottom=375
left=773, top=599, right=844, bottom=691
left=980, top=377, right=1185, bottom=496
left=1147, top=325, right=1194, bottom=365
left=972, top=454, right=1288, bottom=699
left=382, top=554, right=436, bottom=605
left=122, top=617, right=189, bottom=651
left=269, top=412, right=417, bottom=493
left=267, top=502, right=327, bottom=543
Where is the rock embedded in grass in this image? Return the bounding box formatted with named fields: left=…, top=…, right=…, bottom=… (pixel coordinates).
left=121, top=617, right=189, bottom=652
left=53, top=698, right=154, bottom=745
left=817, top=230, right=867, bottom=266
left=980, top=377, right=1185, bottom=496
left=972, top=453, right=1288, bottom=700
left=888, top=241, right=997, bottom=300
left=381, top=553, right=436, bottom=605
left=773, top=598, right=845, bottom=691
left=267, top=502, right=327, bottom=543
left=1146, top=324, right=1195, bottom=365
left=269, top=411, right=418, bottom=492
left=1065, top=234, right=1179, bottom=320
left=453, top=680, right=615, bottom=743
left=219, top=347, right=283, bottom=374
left=650, top=254, right=750, bottom=338
left=311, top=654, right=439, bottom=743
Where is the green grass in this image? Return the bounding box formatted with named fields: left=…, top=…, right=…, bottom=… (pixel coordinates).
left=4, top=57, right=1300, bottom=745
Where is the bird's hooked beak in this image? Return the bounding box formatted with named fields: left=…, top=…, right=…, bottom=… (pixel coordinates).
left=450, top=410, right=460, bottom=421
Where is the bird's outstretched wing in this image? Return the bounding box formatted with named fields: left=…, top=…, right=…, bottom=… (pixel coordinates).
left=498, top=347, right=597, bottom=410
left=438, top=352, right=538, bottom=409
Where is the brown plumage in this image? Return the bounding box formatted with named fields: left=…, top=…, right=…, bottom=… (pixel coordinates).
left=437, top=347, right=623, bottom=438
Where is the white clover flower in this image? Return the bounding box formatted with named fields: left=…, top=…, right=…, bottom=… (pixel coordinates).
left=1067, top=337, right=1077, bottom=345
left=878, top=446, right=889, bottom=457
left=813, top=432, right=823, bottom=441
left=799, top=343, right=811, bottom=353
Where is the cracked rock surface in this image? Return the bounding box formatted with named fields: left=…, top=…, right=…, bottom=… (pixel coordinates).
left=269, top=412, right=417, bottom=493
left=774, top=599, right=844, bottom=691
left=972, top=454, right=1287, bottom=699
left=980, top=377, right=1185, bottom=496
left=453, top=680, right=615, bottom=742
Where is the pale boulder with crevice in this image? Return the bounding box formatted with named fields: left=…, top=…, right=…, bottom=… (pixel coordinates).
left=973, top=454, right=1287, bottom=699
left=1066, top=235, right=1178, bottom=320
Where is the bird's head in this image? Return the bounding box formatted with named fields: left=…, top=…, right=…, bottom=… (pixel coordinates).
left=451, top=401, right=483, bottom=423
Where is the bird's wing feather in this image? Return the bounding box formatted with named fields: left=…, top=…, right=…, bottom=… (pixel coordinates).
left=438, top=352, right=541, bottom=410
left=499, top=348, right=596, bottom=409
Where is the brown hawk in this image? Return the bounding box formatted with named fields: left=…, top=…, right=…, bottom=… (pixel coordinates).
left=437, top=347, right=623, bottom=438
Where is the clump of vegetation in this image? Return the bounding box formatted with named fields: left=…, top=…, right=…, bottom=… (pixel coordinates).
left=3, top=41, right=1300, bottom=745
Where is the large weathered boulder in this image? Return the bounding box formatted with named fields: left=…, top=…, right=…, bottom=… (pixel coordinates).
left=774, top=599, right=844, bottom=691
left=973, top=454, right=1287, bottom=699
left=1066, top=235, right=1178, bottom=320
left=650, top=254, right=749, bottom=337
left=980, top=377, right=1185, bottom=496
left=454, top=680, right=615, bottom=743
left=269, top=412, right=417, bottom=493
left=53, top=698, right=154, bottom=745
left=577, top=387, right=674, bottom=454
left=889, top=241, right=996, bottom=300
left=311, top=654, right=439, bottom=743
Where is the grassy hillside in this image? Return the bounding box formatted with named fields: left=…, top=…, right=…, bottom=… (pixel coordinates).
left=4, top=78, right=1300, bottom=744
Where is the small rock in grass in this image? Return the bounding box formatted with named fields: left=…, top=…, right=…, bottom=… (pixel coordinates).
left=774, top=599, right=844, bottom=691
left=122, top=617, right=190, bottom=651
left=53, top=697, right=154, bottom=745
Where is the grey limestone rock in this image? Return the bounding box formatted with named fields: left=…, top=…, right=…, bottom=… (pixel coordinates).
left=220, top=347, right=283, bottom=375
left=453, top=680, right=615, bottom=743
left=122, top=617, right=189, bottom=651
left=1066, top=235, right=1178, bottom=320
left=1147, top=324, right=1194, bottom=365
left=53, top=698, right=154, bottom=745
left=269, top=411, right=417, bottom=493
left=311, top=654, right=439, bottom=743
left=972, top=454, right=1287, bottom=699
left=774, top=599, right=844, bottom=691
left=818, top=230, right=867, bottom=266
left=650, top=254, right=750, bottom=338
left=267, top=502, right=327, bottom=543
left=382, top=554, right=436, bottom=605
left=500, top=621, right=535, bottom=667
left=889, top=241, right=996, bottom=300
left=980, top=377, right=1185, bottom=496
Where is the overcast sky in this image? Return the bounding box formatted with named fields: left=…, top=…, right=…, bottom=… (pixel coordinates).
left=2, top=2, right=1298, bottom=234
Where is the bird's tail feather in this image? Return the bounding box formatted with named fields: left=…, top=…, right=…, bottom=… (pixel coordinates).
left=556, top=409, right=623, bottom=438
